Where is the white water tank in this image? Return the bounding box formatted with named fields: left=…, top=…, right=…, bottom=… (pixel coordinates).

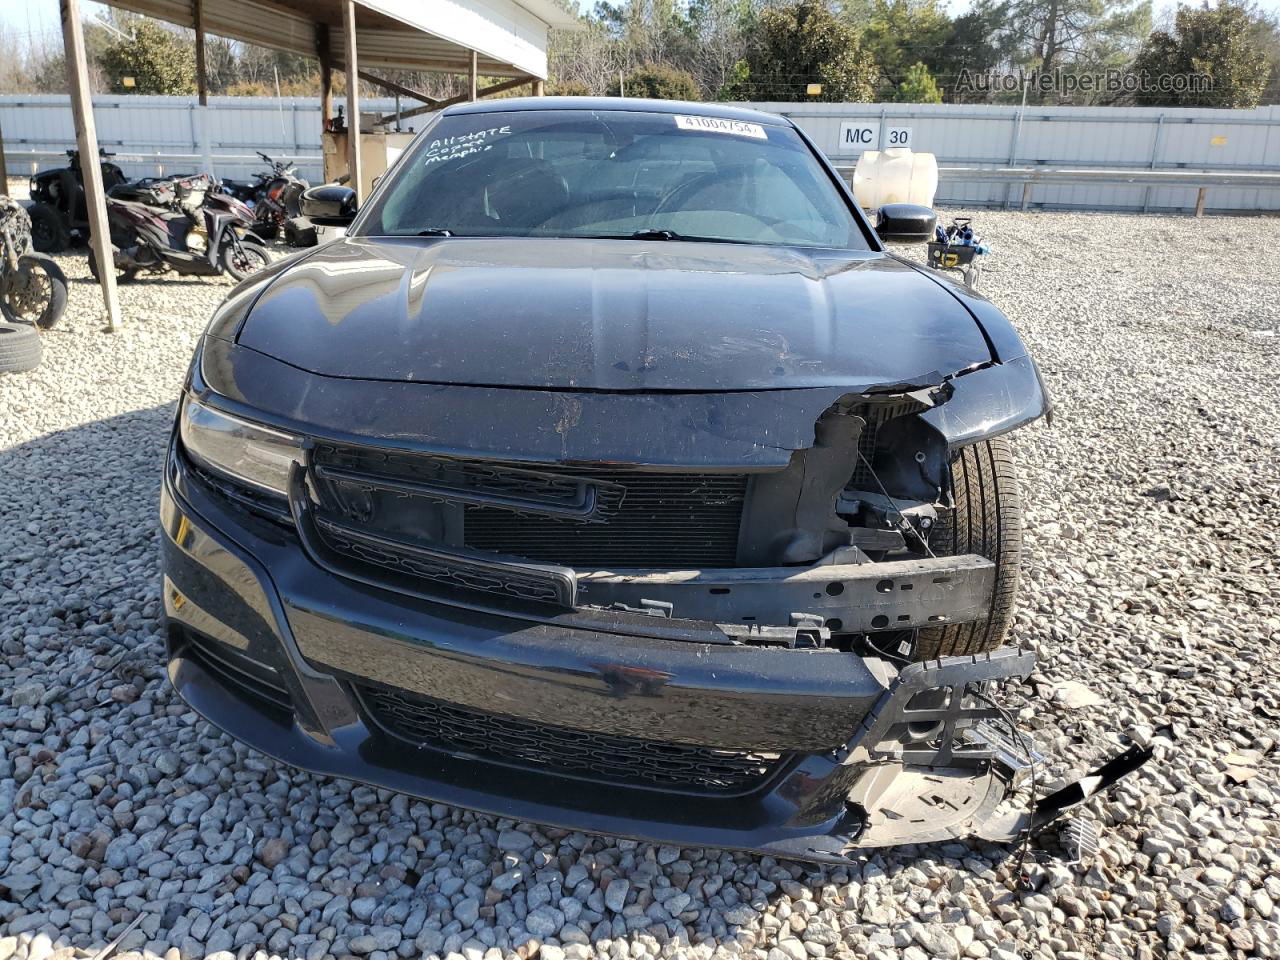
left=852, top=148, right=939, bottom=211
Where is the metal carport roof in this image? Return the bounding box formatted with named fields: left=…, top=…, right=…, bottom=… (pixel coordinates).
left=105, top=0, right=579, bottom=80
left=55, top=0, right=579, bottom=330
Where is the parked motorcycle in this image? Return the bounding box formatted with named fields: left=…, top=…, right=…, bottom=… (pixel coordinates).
left=0, top=196, right=68, bottom=331
left=222, top=151, right=309, bottom=241
left=88, top=174, right=270, bottom=283
left=26, top=148, right=129, bottom=253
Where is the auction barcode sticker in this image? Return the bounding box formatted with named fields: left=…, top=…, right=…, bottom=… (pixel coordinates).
left=674, top=115, right=768, bottom=140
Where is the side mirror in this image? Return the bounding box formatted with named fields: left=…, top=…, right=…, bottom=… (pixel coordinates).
left=301, top=185, right=358, bottom=226
left=875, top=203, right=937, bottom=244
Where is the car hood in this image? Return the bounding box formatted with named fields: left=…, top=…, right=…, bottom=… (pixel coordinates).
left=236, top=237, right=992, bottom=391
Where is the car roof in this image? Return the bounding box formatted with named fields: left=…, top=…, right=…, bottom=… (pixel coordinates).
left=442, top=96, right=792, bottom=128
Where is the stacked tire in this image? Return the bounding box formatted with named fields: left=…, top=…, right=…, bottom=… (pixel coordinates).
left=0, top=321, right=43, bottom=373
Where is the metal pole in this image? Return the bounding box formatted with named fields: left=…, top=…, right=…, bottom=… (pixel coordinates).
left=0, top=116, right=9, bottom=190
left=469, top=50, right=478, bottom=102
left=1142, top=114, right=1165, bottom=214
left=1004, top=79, right=1030, bottom=210
left=1194, top=186, right=1207, bottom=218
left=274, top=65, right=287, bottom=147
left=61, top=0, right=120, bottom=331
left=343, top=0, right=363, bottom=204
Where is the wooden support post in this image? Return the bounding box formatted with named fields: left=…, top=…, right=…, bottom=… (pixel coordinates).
left=358, top=70, right=439, bottom=106
left=1194, top=186, right=1207, bottom=218
left=193, top=0, right=212, bottom=173
left=1020, top=180, right=1032, bottom=211
left=343, top=0, right=363, bottom=204
left=533, top=79, right=545, bottom=96
left=193, top=0, right=207, bottom=106
left=318, top=25, right=333, bottom=128
left=469, top=50, right=478, bottom=102
left=387, top=75, right=537, bottom=124
left=61, top=0, right=120, bottom=331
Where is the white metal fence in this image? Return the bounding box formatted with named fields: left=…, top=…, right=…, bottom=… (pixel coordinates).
left=0, top=94, right=413, bottom=185
left=742, top=101, right=1280, bottom=213
left=3, top=94, right=1279, bottom=213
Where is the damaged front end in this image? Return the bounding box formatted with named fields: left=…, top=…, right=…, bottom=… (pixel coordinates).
left=164, top=332, right=1151, bottom=860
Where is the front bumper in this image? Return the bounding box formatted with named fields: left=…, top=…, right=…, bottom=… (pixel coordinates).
left=163, top=453, right=1046, bottom=862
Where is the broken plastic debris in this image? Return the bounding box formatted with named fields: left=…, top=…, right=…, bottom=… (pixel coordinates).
left=1050, top=680, right=1104, bottom=709
left=1222, top=750, right=1261, bottom=785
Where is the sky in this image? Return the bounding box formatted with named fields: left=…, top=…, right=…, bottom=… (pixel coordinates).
left=3, top=0, right=1280, bottom=46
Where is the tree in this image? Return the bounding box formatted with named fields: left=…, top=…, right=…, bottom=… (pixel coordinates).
left=1007, top=0, right=1151, bottom=99
left=549, top=16, right=629, bottom=95
left=1241, top=2, right=1280, bottom=103
left=736, top=0, right=878, bottom=101
left=861, top=0, right=953, bottom=89
left=896, top=60, right=944, bottom=100
left=932, top=0, right=1019, bottom=101
left=684, top=0, right=756, bottom=99
left=98, top=18, right=195, bottom=94
left=609, top=62, right=703, bottom=98
left=1131, top=1, right=1271, bottom=106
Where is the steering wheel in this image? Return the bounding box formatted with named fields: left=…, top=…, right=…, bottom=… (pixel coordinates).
left=653, top=171, right=833, bottom=244
left=651, top=172, right=781, bottom=228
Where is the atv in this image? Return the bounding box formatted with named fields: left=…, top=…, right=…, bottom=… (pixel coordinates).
left=26, top=148, right=129, bottom=253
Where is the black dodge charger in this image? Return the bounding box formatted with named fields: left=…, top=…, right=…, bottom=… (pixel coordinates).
left=162, top=98, right=1124, bottom=862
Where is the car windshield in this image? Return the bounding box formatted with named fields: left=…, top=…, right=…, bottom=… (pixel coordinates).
left=356, top=109, right=867, bottom=250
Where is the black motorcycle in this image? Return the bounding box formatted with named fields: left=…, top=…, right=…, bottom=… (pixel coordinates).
left=222, top=151, right=309, bottom=241
left=26, top=148, right=129, bottom=253
left=1, top=196, right=68, bottom=331
left=88, top=174, right=269, bottom=283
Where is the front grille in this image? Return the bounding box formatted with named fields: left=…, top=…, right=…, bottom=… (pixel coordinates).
left=358, top=685, right=787, bottom=795
left=310, top=444, right=749, bottom=571
left=314, top=515, right=573, bottom=605
left=465, top=468, right=748, bottom=568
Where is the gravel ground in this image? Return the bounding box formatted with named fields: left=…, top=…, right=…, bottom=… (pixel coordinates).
left=2, top=212, right=1279, bottom=960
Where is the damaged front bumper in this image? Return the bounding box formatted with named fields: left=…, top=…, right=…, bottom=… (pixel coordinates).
left=162, top=457, right=1147, bottom=863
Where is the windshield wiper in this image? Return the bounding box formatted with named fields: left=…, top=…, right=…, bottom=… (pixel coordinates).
left=630, top=228, right=681, bottom=241
left=417, top=228, right=454, bottom=237
left=622, top=229, right=749, bottom=244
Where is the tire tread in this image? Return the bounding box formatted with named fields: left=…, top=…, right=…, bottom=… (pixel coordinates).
left=0, top=321, right=43, bottom=373
left=913, top=436, right=1022, bottom=660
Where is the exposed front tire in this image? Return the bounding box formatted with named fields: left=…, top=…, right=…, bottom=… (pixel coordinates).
left=913, top=436, right=1022, bottom=660
left=27, top=204, right=69, bottom=254
left=0, top=321, right=43, bottom=373
left=1, top=254, right=68, bottom=329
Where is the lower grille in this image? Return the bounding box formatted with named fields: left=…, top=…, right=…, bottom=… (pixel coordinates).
left=177, top=629, right=292, bottom=714
left=464, top=468, right=748, bottom=568
left=357, top=685, right=787, bottom=795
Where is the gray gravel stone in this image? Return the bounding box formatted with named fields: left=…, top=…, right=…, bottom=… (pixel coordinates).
left=1, top=216, right=1278, bottom=960
left=604, top=879, right=629, bottom=913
